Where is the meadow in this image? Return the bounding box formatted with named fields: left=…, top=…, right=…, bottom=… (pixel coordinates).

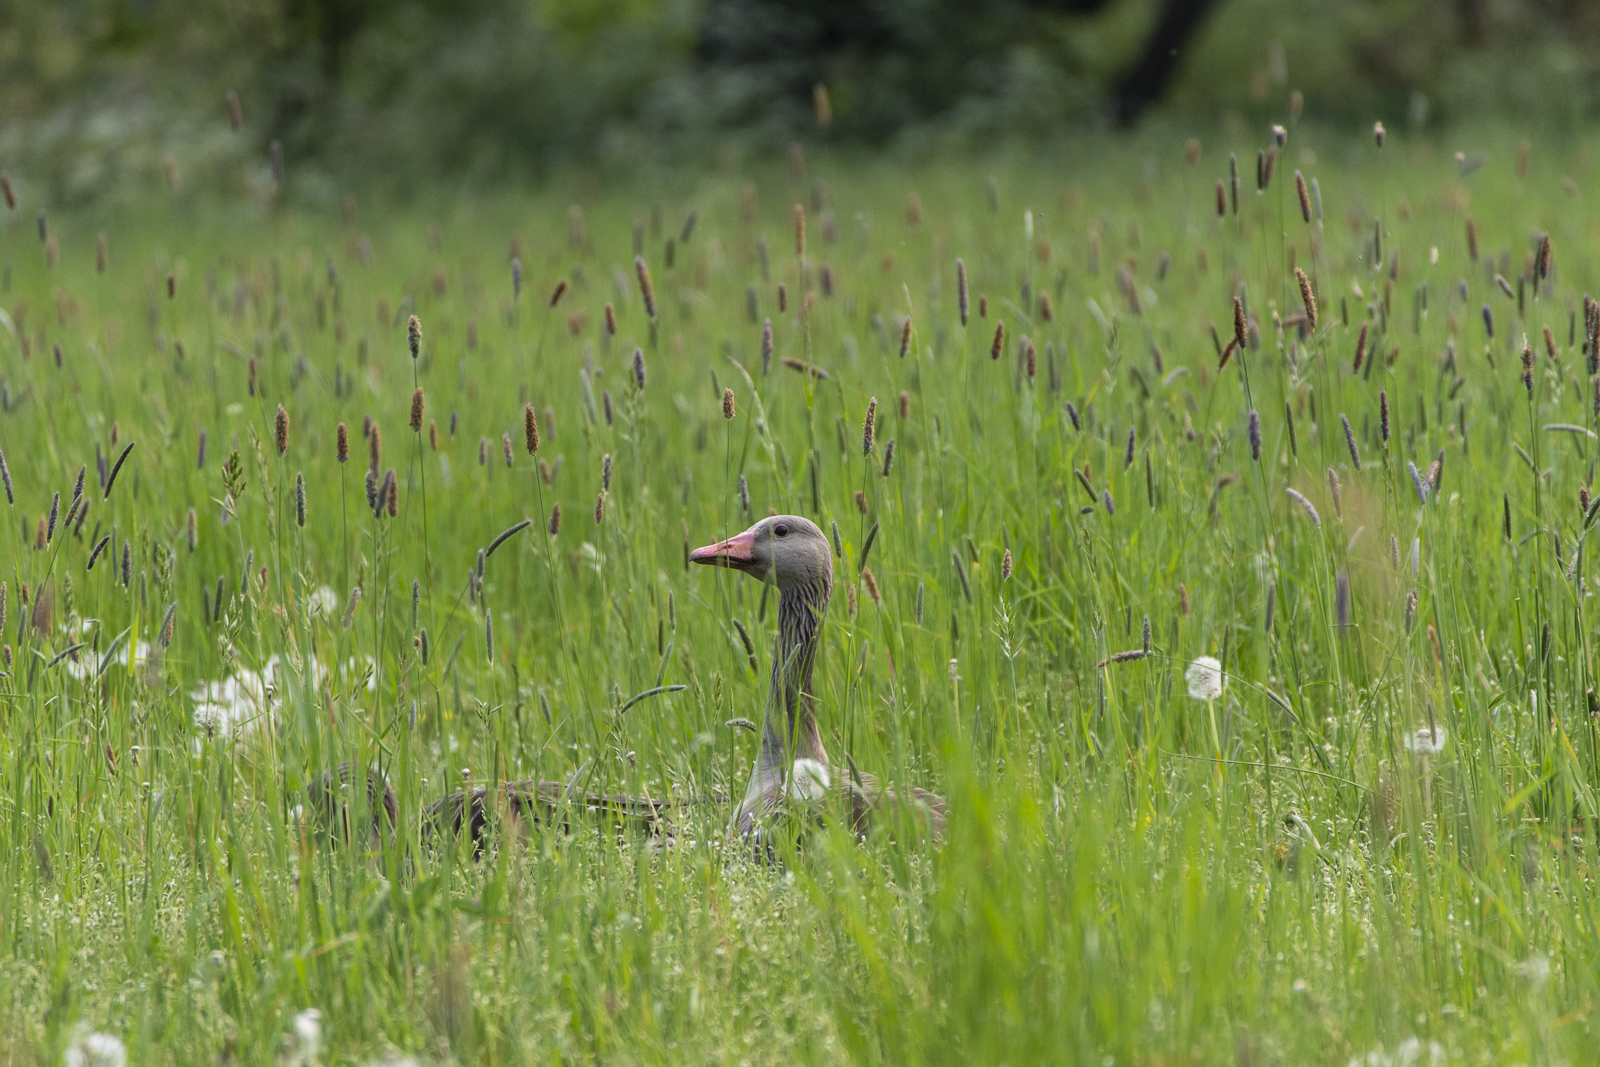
left=0, top=120, right=1597, bottom=1065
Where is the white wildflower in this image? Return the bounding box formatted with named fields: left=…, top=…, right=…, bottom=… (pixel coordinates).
left=64, top=1027, right=126, bottom=1067
left=1347, top=1036, right=1445, bottom=1067
left=1185, top=656, right=1224, bottom=700
left=1518, top=952, right=1551, bottom=990
left=306, top=586, right=338, bottom=618
left=282, top=1008, right=322, bottom=1066
left=1404, top=725, right=1447, bottom=757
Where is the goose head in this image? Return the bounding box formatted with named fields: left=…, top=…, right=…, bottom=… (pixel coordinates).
left=689, top=515, right=833, bottom=592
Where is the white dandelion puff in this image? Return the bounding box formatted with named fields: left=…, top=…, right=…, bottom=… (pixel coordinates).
left=1185, top=656, right=1224, bottom=700
left=786, top=758, right=831, bottom=802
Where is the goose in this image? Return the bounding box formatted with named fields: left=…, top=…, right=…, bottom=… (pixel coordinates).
left=690, top=515, right=946, bottom=849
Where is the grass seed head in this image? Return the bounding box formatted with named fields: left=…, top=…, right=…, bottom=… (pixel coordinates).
left=1294, top=170, right=1311, bottom=222
left=368, top=422, right=382, bottom=474
left=274, top=405, right=289, bottom=455
left=594, top=492, right=606, bottom=525
left=408, top=315, right=422, bottom=359
left=524, top=404, right=540, bottom=454
left=1285, top=487, right=1321, bottom=528
left=1248, top=410, right=1262, bottom=461
left=633, top=348, right=647, bottom=391
left=990, top=321, right=1005, bottom=360
left=295, top=473, right=306, bottom=527
left=1521, top=343, right=1535, bottom=395
left=410, top=388, right=424, bottom=433
left=722, top=388, right=735, bottom=420
left=602, top=453, right=613, bottom=492
left=761, top=318, right=774, bottom=375
left=899, top=317, right=912, bottom=358
left=1340, top=413, right=1360, bottom=468
left=1294, top=267, right=1316, bottom=326
left=336, top=422, right=348, bottom=463
left=862, top=397, right=877, bottom=454
left=1379, top=390, right=1390, bottom=444
left=549, top=279, right=568, bottom=308
left=501, top=433, right=513, bottom=468
left=549, top=502, right=561, bottom=535
left=1001, top=549, right=1013, bottom=581
left=1232, top=298, right=1247, bottom=348
left=956, top=259, right=969, bottom=325
left=635, top=257, right=656, bottom=318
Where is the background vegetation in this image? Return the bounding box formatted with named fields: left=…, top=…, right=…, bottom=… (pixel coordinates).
left=6, top=0, right=1600, bottom=203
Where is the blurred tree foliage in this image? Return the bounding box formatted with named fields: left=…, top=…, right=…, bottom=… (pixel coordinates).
left=1, top=0, right=1598, bottom=202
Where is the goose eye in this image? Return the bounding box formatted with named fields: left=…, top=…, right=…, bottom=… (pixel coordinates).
left=773, top=523, right=789, bottom=537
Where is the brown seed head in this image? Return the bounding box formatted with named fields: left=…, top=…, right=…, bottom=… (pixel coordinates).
left=524, top=404, right=540, bottom=454
left=1353, top=321, right=1368, bottom=373
left=274, top=404, right=289, bottom=455
left=604, top=302, right=617, bottom=336
left=862, top=397, right=877, bottom=455
left=898, top=390, right=910, bottom=419
left=722, top=388, right=735, bottom=420
left=1294, top=170, right=1311, bottom=222
left=550, top=279, right=569, bottom=308
left=410, top=388, right=424, bottom=432
left=1215, top=179, right=1226, bottom=217
left=794, top=203, right=806, bottom=260
left=1294, top=267, right=1316, bottom=327
left=1232, top=298, right=1247, bottom=348
left=407, top=314, right=422, bottom=359
left=1001, top=549, right=1013, bottom=581
left=429, top=420, right=438, bottom=450
left=336, top=422, right=349, bottom=463
left=862, top=566, right=881, bottom=605
left=549, top=502, right=561, bottom=535
left=956, top=259, right=970, bottom=325
left=899, top=317, right=912, bottom=358
left=594, top=492, right=606, bottom=525
left=368, top=422, right=382, bottom=473
left=635, top=257, right=656, bottom=318
left=990, top=320, right=1005, bottom=360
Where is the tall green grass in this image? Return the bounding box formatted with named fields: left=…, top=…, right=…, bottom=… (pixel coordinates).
left=0, top=126, right=1596, bottom=1064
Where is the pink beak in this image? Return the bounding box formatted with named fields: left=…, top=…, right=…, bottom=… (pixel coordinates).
left=689, top=528, right=758, bottom=568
